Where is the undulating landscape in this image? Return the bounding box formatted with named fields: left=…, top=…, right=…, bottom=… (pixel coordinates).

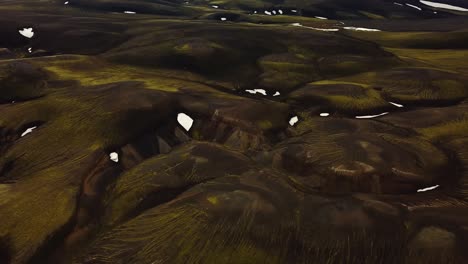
left=1, top=0, right=468, bottom=263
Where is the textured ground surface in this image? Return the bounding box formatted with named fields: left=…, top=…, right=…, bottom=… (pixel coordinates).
left=1, top=0, right=468, bottom=263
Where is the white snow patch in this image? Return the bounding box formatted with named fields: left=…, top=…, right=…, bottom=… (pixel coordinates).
left=109, top=152, right=119, bottom=163
left=344, top=26, right=381, bottom=32
left=417, top=185, right=439, bottom=192
left=389, top=101, right=404, bottom=107
left=272, top=10, right=277, bottom=15
left=315, top=16, right=328, bottom=20
left=64, top=1, right=69, bottom=4
left=289, top=116, right=299, bottom=126
left=212, top=5, right=219, bottom=8
left=21, top=126, right=37, bottom=137
left=420, top=0, right=468, bottom=11
left=273, top=91, right=281, bottom=97
left=28, top=47, right=32, bottom=53
left=320, top=113, right=330, bottom=117
left=220, top=17, right=227, bottom=21
left=291, top=9, right=298, bottom=13
left=355, top=112, right=389, bottom=119
left=394, top=2, right=403, bottom=6
left=264, top=10, right=272, bottom=15
left=406, top=3, right=422, bottom=10
left=124, top=11, right=136, bottom=14
left=177, top=113, right=194, bottom=131
left=19, top=28, right=34, bottom=38
left=278, top=9, right=283, bottom=14
left=245, top=89, right=267, bottom=96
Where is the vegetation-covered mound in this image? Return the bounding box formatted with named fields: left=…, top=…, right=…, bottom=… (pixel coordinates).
left=1, top=0, right=468, bottom=263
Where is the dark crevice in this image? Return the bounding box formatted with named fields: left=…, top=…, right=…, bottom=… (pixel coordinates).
left=0, top=236, right=11, bottom=264
left=433, top=140, right=467, bottom=197
left=0, top=160, right=15, bottom=182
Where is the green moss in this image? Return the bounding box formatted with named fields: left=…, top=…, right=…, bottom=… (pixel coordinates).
left=174, top=43, right=192, bottom=53
left=385, top=48, right=468, bottom=73
left=379, top=134, right=448, bottom=168
left=335, top=67, right=468, bottom=104
left=327, top=92, right=385, bottom=112
left=419, top=117, right=468, bottom=142
left=359, top=11, right=386, bottom=19
left=103, top=142, right=252, bottom=226
left=258, top=120, right=273, bottom=130
left=258, top=55, right=319, bottom=91
left=0, top=164, right=81, bottom=262
left=289, top=80, right=389, bottom=115
left=345, top=30, right=468, bottom=50
left=35, top=55, right=236, bottom=96
left=383, top=79, right=467, bottom=103
left=431, top=80, right=466, bottom=99
left=208, top=0, right=269, bottom=9
left=74, top=172, right=290, bottom=264
left=287, top=46, right=318, bottom=60
left=207, top=196, right=218, bottom=205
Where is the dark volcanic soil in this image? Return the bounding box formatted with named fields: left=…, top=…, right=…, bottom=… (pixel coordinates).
left=1, top=0, right=468, bottom=263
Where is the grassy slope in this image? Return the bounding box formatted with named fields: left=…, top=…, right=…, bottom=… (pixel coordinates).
left=0, top=0, right=468, bottom=263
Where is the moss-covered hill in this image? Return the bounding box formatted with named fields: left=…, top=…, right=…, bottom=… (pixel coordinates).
left=1, top=0, right=468, bottom=263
